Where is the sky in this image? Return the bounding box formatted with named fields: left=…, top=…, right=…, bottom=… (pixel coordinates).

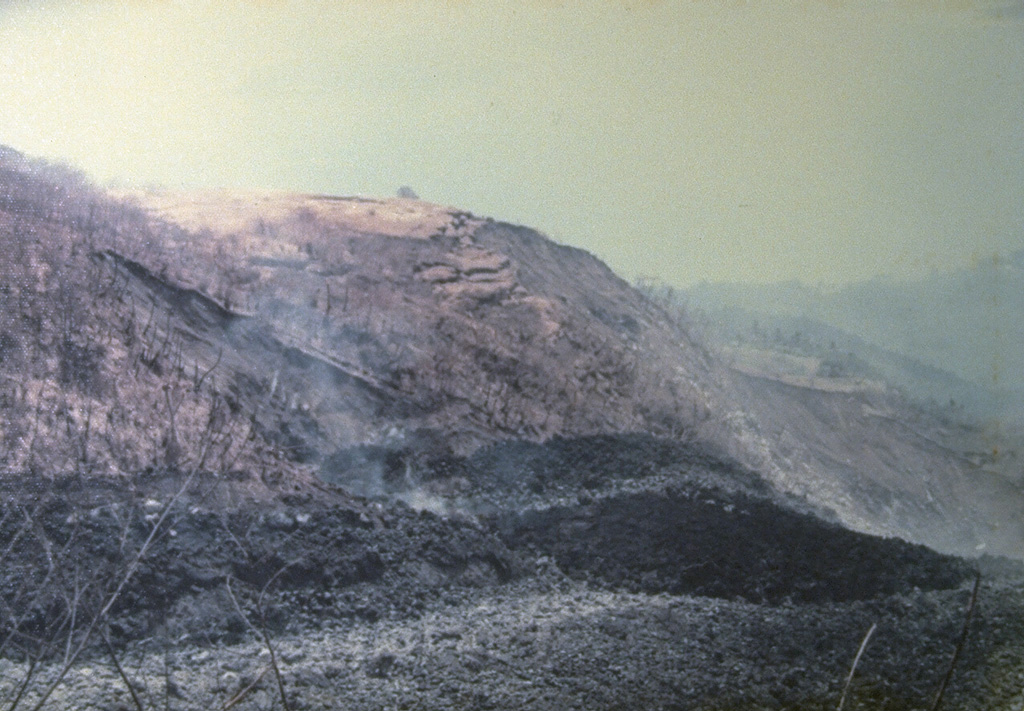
left=0, top=0, right=1021, bottom=287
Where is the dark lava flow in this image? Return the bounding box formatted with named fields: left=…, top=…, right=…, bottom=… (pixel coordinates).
left=0, top=434, right=975, bottom=655
left=497, top=488, right=971, bottom=604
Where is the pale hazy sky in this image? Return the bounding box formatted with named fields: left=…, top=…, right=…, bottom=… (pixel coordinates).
left=0, top=1, right=1021, bottom=286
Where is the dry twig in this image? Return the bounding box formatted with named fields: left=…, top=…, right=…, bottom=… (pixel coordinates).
left=837, top=622, right=877, bottom=711
left=930, top=571, right=982, bottom=711
left=101, top=627, right=144, bottom=711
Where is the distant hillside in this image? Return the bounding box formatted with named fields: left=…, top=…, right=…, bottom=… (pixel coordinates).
left=687, top=305, right=1006, bottom=421
left=685, top=261, right=1024, bottom=422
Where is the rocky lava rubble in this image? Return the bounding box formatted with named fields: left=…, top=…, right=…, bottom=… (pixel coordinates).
left=1, top=435, right=1022, bottom=710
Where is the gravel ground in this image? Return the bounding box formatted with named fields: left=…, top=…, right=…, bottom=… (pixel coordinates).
left=3, top=575, right=1023, bottom=711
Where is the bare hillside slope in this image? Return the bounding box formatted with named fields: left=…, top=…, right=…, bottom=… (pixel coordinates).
left=0, top=148, right=1020, bottom=557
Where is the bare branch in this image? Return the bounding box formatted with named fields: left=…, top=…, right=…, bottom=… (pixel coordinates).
left=221, top=665, right=272, bottom=711
left=837, top=622, right=877, bottom=711
left=224, top=570, right=293, bottom=711
left=930, top=572, right=982, bottom=711
left=101, top=627, right=145, bottom=711
left=195, top=348, right=223, bottom=392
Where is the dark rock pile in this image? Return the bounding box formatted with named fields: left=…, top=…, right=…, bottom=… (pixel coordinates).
left=3, top=435, right=1021, bottom=710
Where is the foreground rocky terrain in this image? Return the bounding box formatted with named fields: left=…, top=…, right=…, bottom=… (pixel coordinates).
left=2, top=435, right=1023, bottom=710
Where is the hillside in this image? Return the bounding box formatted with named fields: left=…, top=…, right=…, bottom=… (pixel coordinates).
left=121, top=185, right=1024, bottom=556
left=110, top=186, right=724, bottom=455
left=0, top=150, right=730, bottom=482
left=685, top=261, right=1024, bottom=419
left=2, top=147, right=1024, bottom=710
left=677, top=278, right=1024, bottom=500
left=0, top=147, right=1021, bottom=557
